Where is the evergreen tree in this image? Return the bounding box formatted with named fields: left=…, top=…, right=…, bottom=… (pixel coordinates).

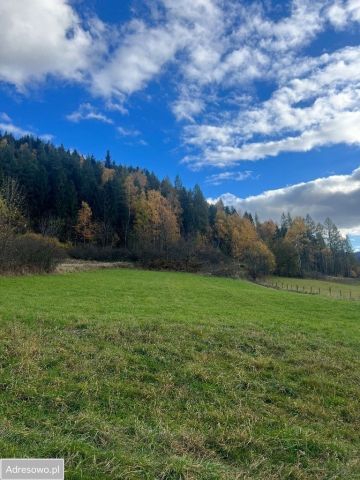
left=105, top=150, right=112, bottom=169
left=0, top=132, right=356, bottom=278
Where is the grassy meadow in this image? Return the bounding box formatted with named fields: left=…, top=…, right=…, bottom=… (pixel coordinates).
left=0, top=269, right=359, bottom=479
left=264, top=275, right=360, bottom=300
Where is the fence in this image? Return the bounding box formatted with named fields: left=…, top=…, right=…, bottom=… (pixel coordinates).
left=257, top=280, right=360, bottom=301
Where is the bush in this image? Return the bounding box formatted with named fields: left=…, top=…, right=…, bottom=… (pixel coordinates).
left=68, top=245, right=134, bottom=262
left=0, top=233, right=66, bottom=274
left=135, top=241, right=240, bottom=276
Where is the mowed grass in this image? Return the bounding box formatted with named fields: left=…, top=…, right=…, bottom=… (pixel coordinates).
left=0, top=269, right=359, bottom=479
left=265, top=275, right=360, bottom=300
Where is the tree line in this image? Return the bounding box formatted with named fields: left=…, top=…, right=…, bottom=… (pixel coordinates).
left=0, top=133, right=358, bottom=277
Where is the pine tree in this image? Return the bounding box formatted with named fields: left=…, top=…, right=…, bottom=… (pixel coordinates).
left=105, top=150, right=112, bottom=169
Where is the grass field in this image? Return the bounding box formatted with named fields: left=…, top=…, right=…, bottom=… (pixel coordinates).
left=263, top=275, right=360, bottom=301
left=0, top=269, right=359, bottom=479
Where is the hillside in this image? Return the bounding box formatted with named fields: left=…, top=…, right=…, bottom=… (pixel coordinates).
left=1, top=133, right=359, bottom=279
left=0, top=269, right=359, bottom=479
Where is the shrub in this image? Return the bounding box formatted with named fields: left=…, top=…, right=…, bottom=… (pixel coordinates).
left=0, top=233, right=66, bottom=274
left=68, top=245, right=134, bottom=262
left=135, top=241, right=238, bottom=275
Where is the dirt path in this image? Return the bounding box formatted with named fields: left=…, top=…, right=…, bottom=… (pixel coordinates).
left=56, top=259, right=134, bottom=274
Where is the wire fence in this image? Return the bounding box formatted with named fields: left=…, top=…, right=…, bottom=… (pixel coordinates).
left=257, top=280, right=360, bottom=301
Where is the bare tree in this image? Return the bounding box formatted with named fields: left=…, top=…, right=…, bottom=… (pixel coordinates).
left=0, top=178, right=26, bottom=270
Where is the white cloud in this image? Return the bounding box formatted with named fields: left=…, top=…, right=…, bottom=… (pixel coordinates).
left=183, top=44, right=360, bottom=167
left=327, top=0, right=360, bottom=28
left=105, top=100, right=129, bottom=115
left=40, top=134, right=55, bottom=142
left=0, top=122, right=31, bottom=138
left=0, top=0, right=104, bottom=89
left=117, top=126, right=147, bottom=145
left=205, top=170, right=253, bottom=185
left=92, top=20, right=184, bottom=97
left=91, top=0, right=225, bottom=98
left=0, top=113, right=52, bottom=140
left=117, top=126, right=141, bottom=137
left=0, top=112, right=11, bottom=122
left=66, top=103, right=113, bottom=124
left=1, top=0, right=360, bottom=172
left=172, top=97, right=204, bottom=122
left=211, top=167, right=360, bottom=235
left=188, top=111, right=360, bottom=167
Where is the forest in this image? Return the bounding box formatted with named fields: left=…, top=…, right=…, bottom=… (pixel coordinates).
left=0, top=133, right=358, bottom=278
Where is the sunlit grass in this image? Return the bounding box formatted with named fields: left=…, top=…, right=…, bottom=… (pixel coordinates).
left=265, top=275, right=360, bottom=300
left=0, top=269, right=359, bottom=479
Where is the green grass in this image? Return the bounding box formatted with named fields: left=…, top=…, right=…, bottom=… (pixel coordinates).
left=0, top=269, right=359, bottom=479
left=264, top=275, right=360, bottom=300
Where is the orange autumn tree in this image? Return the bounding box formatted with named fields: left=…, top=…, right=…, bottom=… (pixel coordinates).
left=75, top=201, right=96, bottom=244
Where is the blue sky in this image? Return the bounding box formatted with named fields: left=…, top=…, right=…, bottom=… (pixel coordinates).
left=1, top=0, right=360, bottom=249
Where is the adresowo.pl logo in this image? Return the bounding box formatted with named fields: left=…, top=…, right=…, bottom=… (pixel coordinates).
left=0, top=459, right=64, bottom=480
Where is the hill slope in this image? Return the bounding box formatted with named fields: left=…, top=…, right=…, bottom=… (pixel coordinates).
left=0, top=269, right=359, bottom=479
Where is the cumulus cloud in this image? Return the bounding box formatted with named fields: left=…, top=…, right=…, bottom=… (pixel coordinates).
left=92, top=20, right=183, bottom=97
left=91, top=0, right=225, bottom=98
left=327, top=0, right=360, bottom=28
left=0, top=0, right=105, bottom=89
left=186, top=111, right=360, bottom=167
left=66, top=103, right=113, bottom=124
left=172, top=97, right=205, bottom=122
left=1, top=0, right=360, bottom=173
left=211, top=167, right=360, bottom=235
left=183, top=44, right=360, bottom=167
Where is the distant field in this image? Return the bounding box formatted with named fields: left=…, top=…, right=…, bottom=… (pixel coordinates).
left=263, top=275, right=360, bottom=300
left=0, top=269, right=359, bottom=479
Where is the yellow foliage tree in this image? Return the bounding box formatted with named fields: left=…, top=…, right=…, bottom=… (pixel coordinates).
left=215, top=209, right=275, bottom=277
left=241, top=240, right=276, bottom=278
left=285, top=217, right=310, bottom=273
left=134, top=190, right=179, bottom=250
left=0, top=178, right=25, bottom=235
left=124, top=172, right=148, bottom=246
left=257, top=220, right=277, bottom=247
left=101, top=167, right=115, bottom=185
left=229, top=216, right=257, bottom=258
left=214, top=202, right=230, bottom=250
